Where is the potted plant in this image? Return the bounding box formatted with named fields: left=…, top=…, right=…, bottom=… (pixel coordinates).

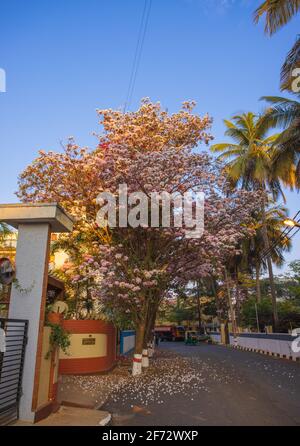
left=46, top=300, right=69, bottom=325
left=47, top=311, right=63, bottom=325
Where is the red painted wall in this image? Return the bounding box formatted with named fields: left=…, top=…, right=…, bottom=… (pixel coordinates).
left=59, top=320, right=116, bottom=374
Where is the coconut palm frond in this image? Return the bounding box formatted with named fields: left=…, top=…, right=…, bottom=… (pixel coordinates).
left=254, top=0, right=300, bottom=35
left=210, top=112, right=284, bottom=199
left=281, top=35, right=300, bottom=91
left=262, top=96, right=300, bottom=129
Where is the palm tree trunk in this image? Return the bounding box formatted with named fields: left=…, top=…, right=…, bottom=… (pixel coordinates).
left=210, top=276, right=223, bottom=326
left=255, top=260, right=262, bottom=303
left=224, top=267, right=237, bottom=336
left=235, top=280, right=241, bottom=329
left=261, top=203, right=278, bottom=330
left=196, top=281, right=204, bottom=334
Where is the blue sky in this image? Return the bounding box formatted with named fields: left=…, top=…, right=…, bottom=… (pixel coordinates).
left=0, top=0, right=299, bottom=272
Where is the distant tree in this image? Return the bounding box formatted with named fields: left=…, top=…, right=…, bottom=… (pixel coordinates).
left=241, top=296, right=300, bottom=332
left=289, top=259, right=300, bottom=276
left=285, top=260, right=300, bottom=303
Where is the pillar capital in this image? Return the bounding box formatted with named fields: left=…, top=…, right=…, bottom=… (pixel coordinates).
left=0, top=202, right=74, bottom=233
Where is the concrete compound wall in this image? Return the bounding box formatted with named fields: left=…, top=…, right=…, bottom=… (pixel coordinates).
left=59, top=320, right=116, bottom=374
left=209, top=332, right=300, bottom=360
left=120, top=330, right=135, bottom=355
left=60, top=333, right=107, bottom=359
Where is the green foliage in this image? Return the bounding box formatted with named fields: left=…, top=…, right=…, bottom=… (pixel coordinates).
left=241, top=296, right=300, bottom=332
left=101, top=307, right=135, bottom=330
left=45, top=323, right=71, bottom=359
left=0, top=223, right=11, bottom=245
left=167, top=307, right=195, bottom=325
left=288, top=259, right=300, bottom=280
left=285, top=260, right=300, bottom=304
left=158, top=281, right=218, bottom=326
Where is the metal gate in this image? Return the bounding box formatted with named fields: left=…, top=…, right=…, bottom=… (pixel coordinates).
left=0, top=318, right=28, bottom=425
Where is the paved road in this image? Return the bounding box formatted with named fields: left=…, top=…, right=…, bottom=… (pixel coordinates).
left=103, top=342, right=300, bottom=426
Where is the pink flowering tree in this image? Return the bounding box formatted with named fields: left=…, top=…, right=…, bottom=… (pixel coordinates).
left=17, top=99, right=261, bottom=374
left=66, top=143, right=260, bottom=374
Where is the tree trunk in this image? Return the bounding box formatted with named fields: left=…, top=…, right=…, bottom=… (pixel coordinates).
left=143, top=297, right=161, bottom=363
left=142, top=311, right=153, bottom=368
left=132, top=322, right=145, bottom=376
left=224, top=267, right=237, bottom=337
left=210, top=276, right=222, bottom=327
left=261, top=203, right=278, bottom=330
left=235, top=280, right=241, bottom=329
left=196, top=281, right=204, bottom=334
left=266, top=253, right=278, bottom=329
left=255, top=260, right=262, bottom=303
left=143, top=306, right=156, bottom=347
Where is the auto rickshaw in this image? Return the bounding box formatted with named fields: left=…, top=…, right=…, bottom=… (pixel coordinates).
left=185, top=331, right=199, bottom=345
left=185, top=331, right=211, bottom=345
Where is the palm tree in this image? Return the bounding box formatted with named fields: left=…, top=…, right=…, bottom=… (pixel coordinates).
left=211, top=112, right=284, bottom=328
left=261, top=95, right=300, bottom=187
left=211, top=112, right=282, bottom=196
left=255, top=1, right=300, bottom=91
left=280, top=36, right=300, bottom=92
left=254, top=1, right=300, bottom=36
left=254, top=2, right=300, bottom=186
left=245, top=203, right=292, bottom=303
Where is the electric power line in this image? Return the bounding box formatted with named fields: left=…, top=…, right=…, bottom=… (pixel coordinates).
left=124, top=0, right=152, bottom=112
left=259, top=210, right=300, bottom=262
left=260, top=211, right=300, bottom=259
left=259, top=216, right=300, bottom=261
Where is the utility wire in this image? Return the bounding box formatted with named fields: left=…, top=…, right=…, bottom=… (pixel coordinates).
left=260, top=211, right=300, bottom=258
left=265, top=212, right=300, bottom=255
left=259, top=210, right=300, bottom=261
left=124, top=0, right=152, bottom=112
left=124, top=0, right=148, bottom=111
left=259, top=216, right=299, bottom=261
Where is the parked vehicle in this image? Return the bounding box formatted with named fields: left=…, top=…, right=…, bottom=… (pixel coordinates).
left=185, top=330, right=211, bottom=345
left=154, top=325, right=185, bottom=341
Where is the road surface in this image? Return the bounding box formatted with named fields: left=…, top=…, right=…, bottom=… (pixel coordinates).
left=103, top=342, right=300, bottom=426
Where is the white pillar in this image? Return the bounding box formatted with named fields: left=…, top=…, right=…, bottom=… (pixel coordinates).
left=9, top=224, right=50, bottom=422
left=148, top=339, right=154, bottom=357
left=132, top=354, right=142, bottom=376
left=142, top=348, right=149, bottom=368
left=0, top=202, right=74, bottom=423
